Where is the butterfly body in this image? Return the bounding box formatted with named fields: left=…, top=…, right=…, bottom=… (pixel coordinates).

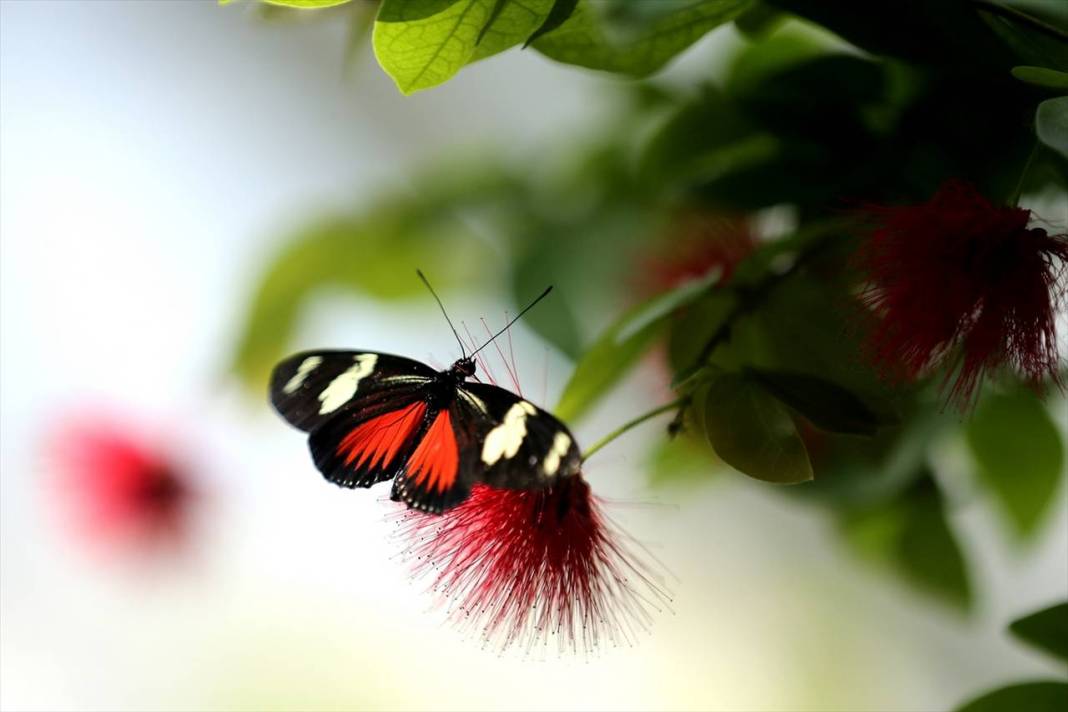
left=270, top=350, right=581, bottom=513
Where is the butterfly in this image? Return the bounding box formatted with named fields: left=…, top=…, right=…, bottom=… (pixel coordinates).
left=269, top=275, right=582, bottom=514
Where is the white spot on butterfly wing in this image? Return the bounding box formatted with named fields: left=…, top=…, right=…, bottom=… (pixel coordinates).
left=318, top=353, right=378, bottom=414
left=481, top=400, right=537, bottom=466
left=542, top=431, right=573, bottom=477
left=282, top=355, right=323, bottom=394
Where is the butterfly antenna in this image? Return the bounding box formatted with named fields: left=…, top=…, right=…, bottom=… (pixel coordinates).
left=417, top=269, right=466, bottom=358
left=470, top=285, right=552, bottom=358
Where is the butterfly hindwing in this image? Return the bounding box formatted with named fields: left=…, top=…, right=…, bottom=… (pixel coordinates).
left=459, top=382, right=582, bottom=491
left=390, top=399, right=483, bottom=513
left=270, top=350, right=436, bottom=432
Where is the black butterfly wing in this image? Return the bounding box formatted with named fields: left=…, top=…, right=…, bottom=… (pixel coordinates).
left=456, top=382, right=582, bottom=490
left=270, top=350, right=436, bottom=432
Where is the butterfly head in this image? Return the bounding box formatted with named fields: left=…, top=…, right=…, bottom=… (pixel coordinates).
left=449, top=357, right=477, bottom=381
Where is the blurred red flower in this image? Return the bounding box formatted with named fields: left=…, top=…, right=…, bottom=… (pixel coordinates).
left=395, top=475, right=668, bottom=653
left=47, top=414, right=195, bottom=554
left=636, top=211, right=757, bottom=294
left=856, top=181, right=1068, bottom=405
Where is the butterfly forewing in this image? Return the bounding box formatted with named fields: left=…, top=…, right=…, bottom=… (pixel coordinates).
left=270, top=350, right=436, bottom=432
left=309, top=392, right=432, bottom=489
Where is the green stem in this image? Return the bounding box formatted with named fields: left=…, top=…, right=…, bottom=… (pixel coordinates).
left=583, top=397, right=688, bottom=463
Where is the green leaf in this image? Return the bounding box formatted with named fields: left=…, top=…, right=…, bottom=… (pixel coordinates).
left=261, top=0, right=353, bottom=7
left=733, top=3, right=783, bottom=38
left=524, top=0, right=577, bottom=46
left=532, top=0, right=752, bottom=76
left=1009, top=602, right=1068, bottom=662
left=1037, top=96, right=1068, bottom=159
left=841, top=476, right=972, bottom=608
left=555, top=269, right=721, bottom=422
left=746, top=368, right=882, bottom=436
left=471, top=0, right=554, bottom=61
left=373, top=0, right=552, bottom=93
left=698, top=373, right=813, bottom=483
left=966, top=389, right=1064, bottom=538
left=979, top=1, right=1068, bottom=71
left=956, top=682, right=1068, bottom=712
left=1012, top=65, right=1068, bottom=89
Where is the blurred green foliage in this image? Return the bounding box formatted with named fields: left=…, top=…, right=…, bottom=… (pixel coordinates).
left=956, top=682, right=1068, bottom=712
left=1009, top=602, right=1068, bottom=661
left=966, top=389, right=1065, bottom=538
left=955, top=601, right=1068, bottom=710
left=228, top=1, right=1068, bottom=699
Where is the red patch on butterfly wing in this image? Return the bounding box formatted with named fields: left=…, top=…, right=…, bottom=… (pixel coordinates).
left=337, top=402, right=426, bottom=470
left=406, top=410, right=459, bottom=494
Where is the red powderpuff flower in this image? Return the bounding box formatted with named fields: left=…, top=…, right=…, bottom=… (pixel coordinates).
left=637, top=211, right=758, bottom=294
left=856, top=181, right=1068, bottom=405
left=395, top=475, right=668, bottom=653
left=46, top=414, right=195, bottom=554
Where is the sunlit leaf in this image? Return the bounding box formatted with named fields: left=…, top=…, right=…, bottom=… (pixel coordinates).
left=556, top=269, right=721, bottom=422
left=472, top=0, right=554, bottom=60
left=374, top=0, right=552, bottom=94
left=955, top=681, right=1068, bottom=712
left=523, top=0, right=577, bottom=47
left=699, top=372, right=813, bottom=483
left=1037, top=96, right=1068, bottom=159
left=532, top=0, right=752, bottom=76
left=966, top=389, right=1064, bottom=538
left=261, top=0, right=353, bottom=7
left=746, top=368, right=882, bottom=436
left=841, top=475, right=972, bottom=608
left=1009, top=602, right=1068, bottom=662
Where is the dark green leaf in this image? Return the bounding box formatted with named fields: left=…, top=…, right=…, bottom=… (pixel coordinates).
left=746, top=368, right=882, bottom=436
left=966, top=389, right=1064, bottom=538
left=1037, top=96, right=1068, bottom=159
left=841, top=476, right=972, bottom=608
left=523, top=0, right=578, bottom=46
left=1012, top=65, right=1068, bottom=89
left=956, top=682, right=1068, bottom=712
left=698, top=373, right=813, bottom=483
left=733, top=3, right=783, bottom=37
left=979, top=1, right=1068, bottom=71
left=556, top=269, right=721, bottom=422
left=532, top=0, right=752, bottom=77
left=1010, top=602, right=1068, bottom=662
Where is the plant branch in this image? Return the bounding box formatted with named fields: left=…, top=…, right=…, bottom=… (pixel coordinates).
left=670, top=231, right=842, bottom=432
left=583, top=397, right=688, bottom=462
